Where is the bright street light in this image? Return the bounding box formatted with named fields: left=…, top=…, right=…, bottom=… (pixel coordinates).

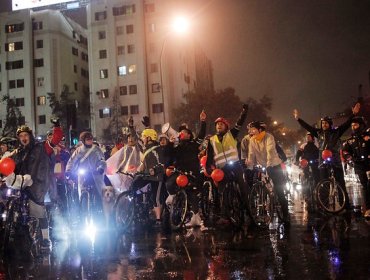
left=171, top=16, right=190, bottom=34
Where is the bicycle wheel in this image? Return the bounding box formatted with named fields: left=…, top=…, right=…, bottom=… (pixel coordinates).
left=170, top=189, right=188, bottom=231
left=316, top=179, right=346, bottom=213
left=224, top=181, right=244, bottom=228
left=249, top=182, right=272, bottom=227
left=1, top=200, right=16, bottom=255
left=114, top=192, right=134, bottom=233
left=28, top=217, right=41, bottom=258
left=200, top=181, right=214, bottom=223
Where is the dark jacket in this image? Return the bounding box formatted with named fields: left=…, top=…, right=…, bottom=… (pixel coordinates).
left=172, top=121, right=206, bottom=177
left=342, top=128, right=370, bottom=171
left=13, top=140, right=51, bottom=204
left=297, top=115, right=354, bottom=165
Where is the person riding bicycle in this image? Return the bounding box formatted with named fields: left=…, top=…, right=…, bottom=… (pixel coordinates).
left=166, top=110, right=207, bottom=228
left=342, top=116, right=370, bottom=218
left=3, top=121, right=63, bottom=250
left=129, top=129, right=166, bottom=226
left=295, top=132, right=320, bottom=193
left=0, top=137, right=17, bottom=159
left=205, top=104, right=249, bottom=226
left=246, top=120, right=290, bottom=225
left=65, top=131, right=106, bottom=199
left=293, top=103, right=361, bottom=210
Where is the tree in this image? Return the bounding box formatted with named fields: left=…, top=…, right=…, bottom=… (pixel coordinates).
left=1, top=94, right=24, bottom=137
left=172, top=87, right=274, bottom=136
left=101, top=91, right=126, bottom=144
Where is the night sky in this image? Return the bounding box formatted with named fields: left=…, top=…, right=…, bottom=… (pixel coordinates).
left=194, top=0, right=370, bottom=127
left=2, top=0, right=370, bottom=128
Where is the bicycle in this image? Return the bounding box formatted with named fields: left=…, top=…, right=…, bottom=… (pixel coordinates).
left=1, top=187, right=42, bottom=258
left=315, top=160, right=347, bottom=214
left=165, top=168, right=196, bottom=231
left=248, top=166, right=284, bottom=227
left=76, top=168, right=104, bottom=239
left=299, top=159, right=318, bottom=212
left=199, top=177, right=218, bottom=225
left=114, top=171, right=156, bottom=233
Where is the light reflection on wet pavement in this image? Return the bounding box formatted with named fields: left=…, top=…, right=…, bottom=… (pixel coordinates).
left=1, top=185, right=370, bottom=280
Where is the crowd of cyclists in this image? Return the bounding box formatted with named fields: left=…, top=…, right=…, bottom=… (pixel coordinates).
left=0, top=101, right=369, bottom=258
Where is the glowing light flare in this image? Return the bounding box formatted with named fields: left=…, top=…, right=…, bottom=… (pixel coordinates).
left=171, top=16, right=191, bottom=34
left=84, top=219, right=96, bottom=244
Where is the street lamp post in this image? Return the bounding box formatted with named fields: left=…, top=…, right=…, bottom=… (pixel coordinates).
left=158, top=16, right=190, bottom=125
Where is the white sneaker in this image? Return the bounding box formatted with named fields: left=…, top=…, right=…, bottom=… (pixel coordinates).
left=166, top=195, right=174, bottom=206
left=185, top=212, right=202, bottom=228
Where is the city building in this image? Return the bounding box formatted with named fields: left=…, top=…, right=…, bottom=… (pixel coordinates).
left=87, top=0, right=214, bottom=141
left=0, top=0, right=214, bottom=143
left=0, top=8, right=89, bottom=138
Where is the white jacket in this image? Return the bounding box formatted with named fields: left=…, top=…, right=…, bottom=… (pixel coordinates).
left=248, top=132, right=282, bottom=168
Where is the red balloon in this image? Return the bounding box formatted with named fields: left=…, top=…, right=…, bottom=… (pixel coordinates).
left=200, top=156, right=207, bottom=167
left=211, top=169, right=224, bottom=182
left=176, top=175, right=188, bottom=187
left=300, top=159, right=308, bottom=168
left=322, top=149, right=333, bottom=161
left=166, top=166, right=175, bottom=177
left=0, top=157, right=16, bottom=176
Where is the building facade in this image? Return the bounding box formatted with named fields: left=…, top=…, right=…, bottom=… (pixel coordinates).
left=0, top=8, right=89, bottom=138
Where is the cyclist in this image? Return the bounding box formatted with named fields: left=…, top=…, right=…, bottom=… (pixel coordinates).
left=342, top=116, right=370, bottom=218
left=0, top=137, right=17, bottom=159
left=65, top=131, right=106, bottom=199
left=246, top=121, right=290, bottom=225
left=205, top=104, right=249, bottom=226
left=3, top=121, right=63, bottom=250
left=166, top=110, right=206, bottom=228
left=295, top=132, right=320, bottom=196
left=293, top=103, right=360, bottom=210
left=132, top=129, right=165, bottom=225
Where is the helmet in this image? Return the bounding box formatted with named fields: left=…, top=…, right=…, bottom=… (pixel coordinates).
left=79, top=131, right=93, bottom=142
left=248, top=121, right=266, bottom=130
left=351, top=116, right=366, bottom=126
left=141, top=129, right=157, bottom=141
left=214, top=117, right=229, bottom=130
left=46, top=130, right=53, bottom=136
left=320, top=116, right=333, bottom=127
left=16, top=125, right=33, bottom=136
left=0, top=137, right=17, bottom=146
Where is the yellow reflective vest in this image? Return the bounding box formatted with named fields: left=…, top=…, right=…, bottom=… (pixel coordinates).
left=210, top=132, right=239, bottom=168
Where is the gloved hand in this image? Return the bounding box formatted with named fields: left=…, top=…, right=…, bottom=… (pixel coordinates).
left=141, top=116, right=150, bottom=128
left=50, top=117, right=60, bottom=127
left=96, top=167, right=105, bottom=175
left=4, top=173, right=33, bottom=189
left=65, top=171, right=71, bottom=180
left=242, top=104, right=249, bottom=113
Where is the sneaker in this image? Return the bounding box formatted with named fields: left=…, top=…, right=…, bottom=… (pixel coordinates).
left=41, top=239, right=51, bottom=250
left=185, top=212, right=202, bottom=228
left=166, top=195, right=174, bottom=206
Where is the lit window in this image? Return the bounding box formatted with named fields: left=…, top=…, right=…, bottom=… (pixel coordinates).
left=118, top=66, right=127, bottom=76
left=128, top=65, right=136, bottom=74
left=8, top=43, right=15, bottom=52
left=37, top=96, right=46, bottom=105
left=100, top=89, right=109, bottom=98
left=100, top=69, right=108, bottom=79
left=99, top=108, right=111, bottom=118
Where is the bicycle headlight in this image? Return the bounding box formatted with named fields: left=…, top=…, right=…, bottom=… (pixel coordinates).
left=228, top=161, right=234, bottom=165
left=78, top=168, right=86, bottom=175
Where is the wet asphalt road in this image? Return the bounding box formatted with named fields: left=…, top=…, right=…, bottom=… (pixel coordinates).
left=1, top=188, right=370, bottom=280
